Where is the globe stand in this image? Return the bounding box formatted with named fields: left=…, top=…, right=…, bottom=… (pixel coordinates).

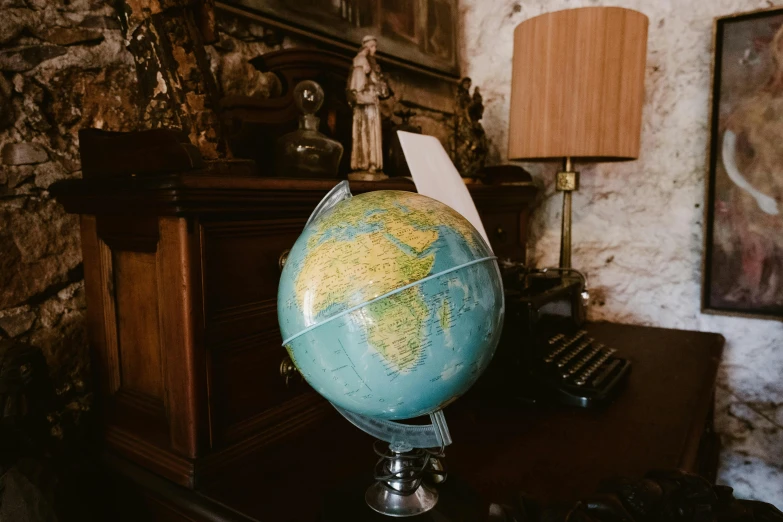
left=365, top=441, right=446, bottom=517
left=331, top=406, right=452, bottom=517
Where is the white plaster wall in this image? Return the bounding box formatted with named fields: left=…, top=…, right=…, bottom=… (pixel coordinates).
left=460, top=0, right=783, bottom=507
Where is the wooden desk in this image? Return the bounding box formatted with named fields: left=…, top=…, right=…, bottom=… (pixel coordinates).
left=108, top=322, right=724, bottom=521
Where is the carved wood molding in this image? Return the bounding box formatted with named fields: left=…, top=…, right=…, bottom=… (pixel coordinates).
left=106, top=424, right=196, bottom=488
left=52, top=175, right=538, bottom=217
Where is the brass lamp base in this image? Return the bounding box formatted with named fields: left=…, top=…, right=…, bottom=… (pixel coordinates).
left=557, top=157, right=579, bottom=269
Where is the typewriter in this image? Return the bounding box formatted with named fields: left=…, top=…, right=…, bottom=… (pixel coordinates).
left=481, top=264, right=631, bottom=408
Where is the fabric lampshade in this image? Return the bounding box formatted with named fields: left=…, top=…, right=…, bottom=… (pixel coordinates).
left=508, top=7, right=649, bottom=161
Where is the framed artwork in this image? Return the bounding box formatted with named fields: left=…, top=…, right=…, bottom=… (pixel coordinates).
left=216, top=0, right=459, bottom=78
left=703, top=7, right=783, bottom=320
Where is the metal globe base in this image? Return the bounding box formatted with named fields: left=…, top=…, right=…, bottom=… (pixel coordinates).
left=365, top=481, right=438, bottom=517
left=365, top=442, right=446, bottom=517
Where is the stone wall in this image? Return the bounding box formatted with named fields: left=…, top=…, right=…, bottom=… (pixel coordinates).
left=0, top=0, right=139, bottom=435
left=460, top=0, right=783, bottom=508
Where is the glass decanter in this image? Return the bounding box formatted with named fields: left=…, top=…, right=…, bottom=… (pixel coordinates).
left=275, top=80, right=344, bottom=178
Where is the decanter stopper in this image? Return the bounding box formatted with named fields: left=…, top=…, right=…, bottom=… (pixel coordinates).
left=295, top=80, right=323, bottom=126
left=275, top=80, right=344, bottom=178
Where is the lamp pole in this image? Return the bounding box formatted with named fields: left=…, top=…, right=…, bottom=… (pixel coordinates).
left=557, top=156, right=578, bottom=269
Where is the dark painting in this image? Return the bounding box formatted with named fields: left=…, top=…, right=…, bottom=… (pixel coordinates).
left=221, top=0, right=458, bottom=77
left=704, top=7, right=783, bottom=319
left=426, top=0, right=453, bottom=61
left=381, top=0, right=418, bottom=43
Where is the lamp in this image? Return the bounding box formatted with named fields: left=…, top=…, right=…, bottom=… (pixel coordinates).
left=508, top=7, right=648, bottom=269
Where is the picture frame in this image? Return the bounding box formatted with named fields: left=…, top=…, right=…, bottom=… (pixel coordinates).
left=216, top=0, right=459, bottom=79
left=702, top=6, right=783, bottom=320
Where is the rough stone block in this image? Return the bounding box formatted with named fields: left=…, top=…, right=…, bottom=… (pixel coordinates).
left=0, top=74, right=11, bottom=99
left=29, top=282, right=87, bottom=382
left=45, top=65, right=140, bottom=134
left=2, top=142, right=49, bottom=165
left=0, top=305, right=36, bottom=337
left=0, top=8, right=29, bottom=45
left=0, top=198, right=81, bottom=309
left=0, top=45, right=67, bottom=72
left=12, top=73, right=23, bottom=93
left=34, top=162, right=66, bottom=188
left=78, top=15, right=121, bottom=30
left=0, top=74, right=12, bottom=129
left=0, top=466, right=59, bottom=522
left=0, top=0, right=27, bottom=8
left=37, top=27, right=104, bottom=46
left=4, top=165, right=35, bottom=190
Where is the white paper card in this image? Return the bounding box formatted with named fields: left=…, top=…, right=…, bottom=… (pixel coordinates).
left=396, top=131, right=492, bottom=251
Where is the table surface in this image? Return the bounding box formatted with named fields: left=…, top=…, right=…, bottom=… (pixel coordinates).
left=199, top=322, right=724, bottom=521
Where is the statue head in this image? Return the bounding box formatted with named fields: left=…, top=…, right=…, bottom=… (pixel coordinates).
left=362, top=35, right=378, bottom=56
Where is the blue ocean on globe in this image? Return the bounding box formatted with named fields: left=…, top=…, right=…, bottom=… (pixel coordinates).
left=277, top=188, right=504, bottom=420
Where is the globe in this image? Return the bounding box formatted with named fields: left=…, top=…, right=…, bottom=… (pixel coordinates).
left=277, top=187, right=504, bottom=421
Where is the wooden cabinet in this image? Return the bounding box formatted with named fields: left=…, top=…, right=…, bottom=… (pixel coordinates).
left=52, top=163, right=537, bottom=490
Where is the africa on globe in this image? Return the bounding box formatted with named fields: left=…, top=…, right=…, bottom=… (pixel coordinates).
left=277, top=186, right=504, bottom=420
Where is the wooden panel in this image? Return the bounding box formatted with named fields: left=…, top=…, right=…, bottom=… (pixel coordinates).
left=79, top=216, right=121, bottom=399
left=157, top=217, right=205, bottom=458
left=201, top=219, right=303, bottom=320
left=97, top=240, right=122, bottom=395
left=98, top=215, right=159, bottom=252
left=113, top=250, right=165, bottom=402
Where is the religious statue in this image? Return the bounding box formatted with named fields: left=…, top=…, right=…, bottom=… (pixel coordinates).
left=346, top=35, right=391, bottom=181
left=454, top=77, right=489, bottom=182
